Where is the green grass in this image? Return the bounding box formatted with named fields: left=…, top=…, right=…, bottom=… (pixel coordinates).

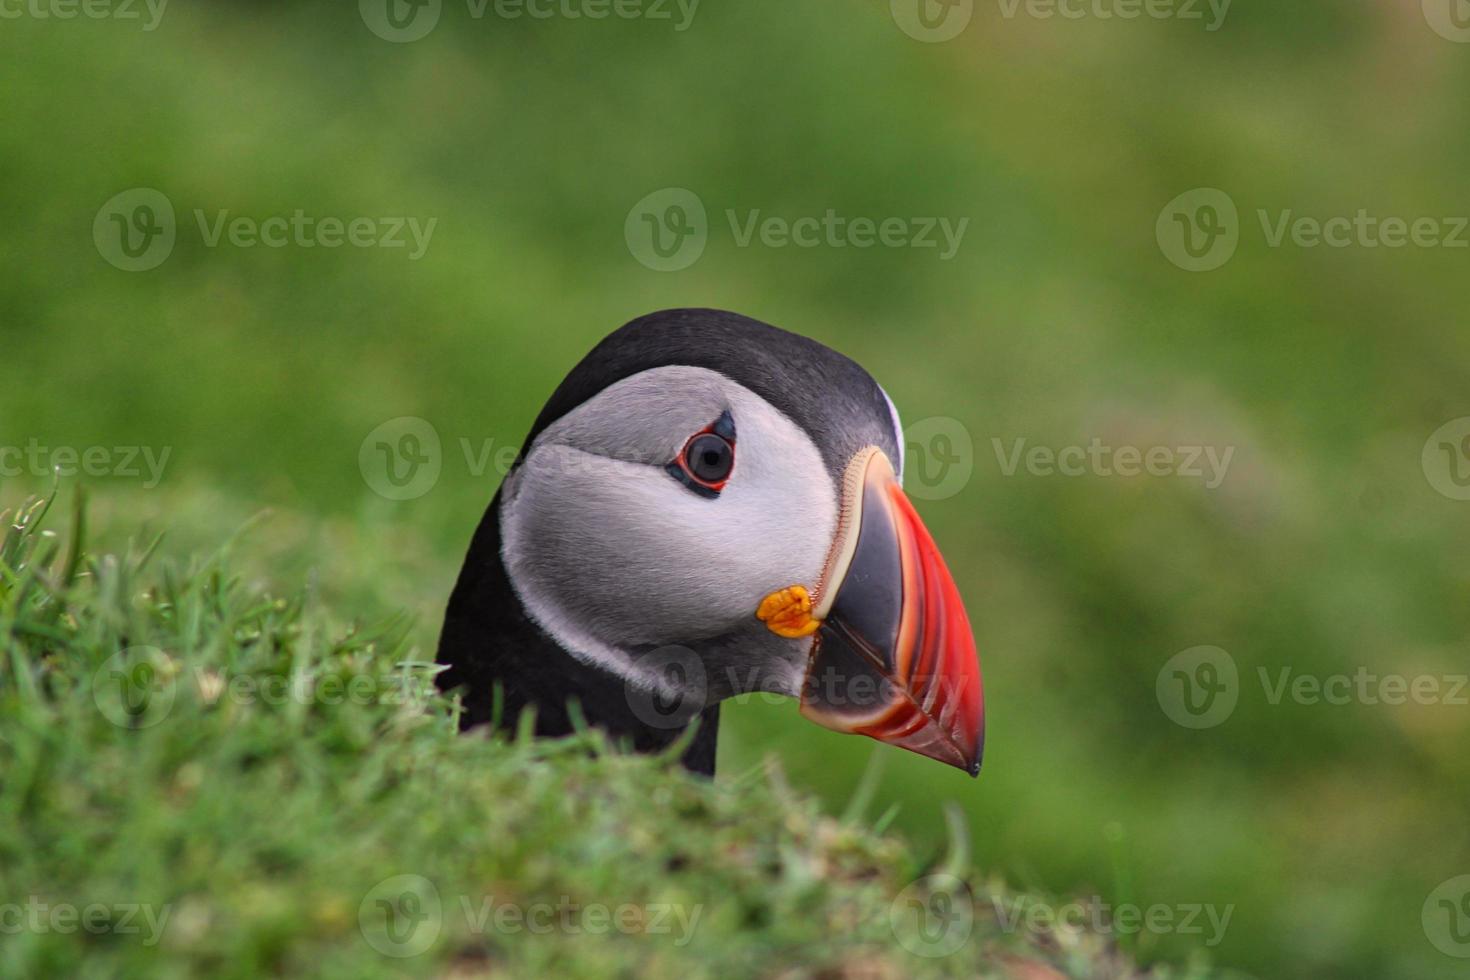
left=0, top=490, right=1227, bottom=979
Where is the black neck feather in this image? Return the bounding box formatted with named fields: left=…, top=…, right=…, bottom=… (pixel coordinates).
left=435, top=489, right=720, bottom=775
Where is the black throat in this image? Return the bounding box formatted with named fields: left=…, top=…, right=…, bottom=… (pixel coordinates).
left=435, top=488, right=720, bottom=775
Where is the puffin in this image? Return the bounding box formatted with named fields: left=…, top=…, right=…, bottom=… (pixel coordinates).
left=436, top=309, right=983, bottom=777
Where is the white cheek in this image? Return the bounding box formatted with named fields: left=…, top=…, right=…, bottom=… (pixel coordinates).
left=498, top=363, right=844, bottom=693
left=500, top=386, right=837, bottom=679
left=713, top=413, right=837, bottom=598
left=505, top=436, right=834, bottom=649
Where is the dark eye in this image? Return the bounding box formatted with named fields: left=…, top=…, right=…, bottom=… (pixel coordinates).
left=667, top=412, right=737, bottom=498
left=685, top=434, right=734, bottom=484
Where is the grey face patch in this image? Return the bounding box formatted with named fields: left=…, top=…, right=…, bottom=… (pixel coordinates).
left=500, top=366, right=839, bottom=697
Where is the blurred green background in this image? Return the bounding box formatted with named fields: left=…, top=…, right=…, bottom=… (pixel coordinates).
left=3, top=1, right=1470, bottom=976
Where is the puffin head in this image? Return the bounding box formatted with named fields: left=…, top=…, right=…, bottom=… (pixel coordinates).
left=437, top=309, right=983, bottom=776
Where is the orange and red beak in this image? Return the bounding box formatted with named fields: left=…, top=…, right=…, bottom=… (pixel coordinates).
left=799, top=448, right=984, bottom=775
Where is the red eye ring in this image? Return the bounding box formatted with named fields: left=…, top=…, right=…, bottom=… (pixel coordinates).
left=667, top=411, right=736, bottom=498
